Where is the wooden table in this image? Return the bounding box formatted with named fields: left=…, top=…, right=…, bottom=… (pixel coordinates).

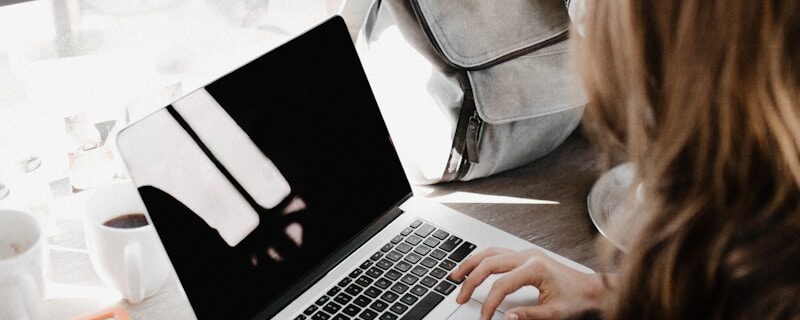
left=430, top=131, right=605, bottom=271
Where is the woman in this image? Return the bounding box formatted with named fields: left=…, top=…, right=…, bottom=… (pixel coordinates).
left=452, top=1, right=800, bottom=319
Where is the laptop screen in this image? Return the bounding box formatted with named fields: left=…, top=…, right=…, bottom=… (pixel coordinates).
left=133, top=17, right=412, bottom=319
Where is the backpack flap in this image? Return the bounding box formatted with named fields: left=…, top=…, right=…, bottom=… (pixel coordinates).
left=412, top=0, right=586, bottom=125
left=468, top=40, right=586, bottom=125
left=412, top=0, right=571, bottom=69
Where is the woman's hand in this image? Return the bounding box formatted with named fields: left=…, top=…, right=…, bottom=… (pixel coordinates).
left=450, top=247, right=606, bottom=320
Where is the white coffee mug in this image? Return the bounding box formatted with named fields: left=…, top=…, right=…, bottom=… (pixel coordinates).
left=85, top=182, right=170, bottom=304
left=0, top=209, right=45, bottom=320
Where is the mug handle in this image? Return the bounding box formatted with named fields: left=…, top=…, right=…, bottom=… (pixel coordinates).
left=123, top=242, right=145, bottom=304
left=11, top=272, right=41, bottom=320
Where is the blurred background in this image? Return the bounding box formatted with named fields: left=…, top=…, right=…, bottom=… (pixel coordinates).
left=0, top=0, right=345, bottom=206
left=0, top=1, right=347, bottom=318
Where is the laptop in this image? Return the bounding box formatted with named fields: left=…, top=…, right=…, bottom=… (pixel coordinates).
left=116, top=16, right=592, bottom=320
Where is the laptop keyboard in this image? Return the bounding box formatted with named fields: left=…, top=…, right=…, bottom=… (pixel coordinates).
left=294, top=219, right=476, bottom=320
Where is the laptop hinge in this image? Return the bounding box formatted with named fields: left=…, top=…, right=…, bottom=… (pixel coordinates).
left=254, top=192, right=413, bottom=319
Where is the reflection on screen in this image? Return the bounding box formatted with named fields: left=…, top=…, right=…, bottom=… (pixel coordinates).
left=137, top=19, right=411, bottom=319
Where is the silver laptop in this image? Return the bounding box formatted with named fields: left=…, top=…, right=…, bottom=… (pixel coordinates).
left=116, top=17, right=592, bottom=320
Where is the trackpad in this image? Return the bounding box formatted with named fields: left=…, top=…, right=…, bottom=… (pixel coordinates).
left=471, top=274, right=540, bottom=312
left=447, top=299, right=504, bottom=320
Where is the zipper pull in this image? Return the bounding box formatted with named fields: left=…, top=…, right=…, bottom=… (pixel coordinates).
left=465, top=112, right=482, bottom=164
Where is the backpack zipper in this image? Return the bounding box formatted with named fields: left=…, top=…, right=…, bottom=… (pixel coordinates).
left=465, top=111, right=482, bottom=164
left=442, top=93, right=484, bottom=182
left=453, top=110, right=484, bottom=181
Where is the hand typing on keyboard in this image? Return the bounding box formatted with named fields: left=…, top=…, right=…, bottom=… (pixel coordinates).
left=450, top=247, right=606, bottom=320
left=296, top=220, right=476, bottom=320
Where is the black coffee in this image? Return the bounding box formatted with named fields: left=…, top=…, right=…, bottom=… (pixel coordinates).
left=103, top=213, right=149, bottom=229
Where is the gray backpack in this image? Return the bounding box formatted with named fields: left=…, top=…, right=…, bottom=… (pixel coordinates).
left=355, top=0, right=586, bottom=184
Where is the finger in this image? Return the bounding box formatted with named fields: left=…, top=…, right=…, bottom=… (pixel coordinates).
left=481, top=260, right=547, bottom=319
left=457, top=251, right=528, bottom=304
left=504, top=305, right=557, bottom=320
left=451, top=247, right=512, bottom=280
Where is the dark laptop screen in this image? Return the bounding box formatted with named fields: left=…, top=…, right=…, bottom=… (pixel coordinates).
left=136, top=17, right=411, bottom=319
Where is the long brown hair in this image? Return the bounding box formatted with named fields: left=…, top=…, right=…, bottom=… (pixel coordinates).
left=576, top=1, right=800, bottom=318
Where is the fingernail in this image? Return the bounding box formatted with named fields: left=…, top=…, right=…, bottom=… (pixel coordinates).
left=507, top=313, right=519, bottom=320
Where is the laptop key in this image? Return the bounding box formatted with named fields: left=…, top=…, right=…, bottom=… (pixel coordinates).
left=410, top=220, right=422, bottom=228
left=434, top=281, right=456, bottom=295
left=312, top=311, right=331, bottom=320
left=333, top=315, right=350, bottom=320
left=395, top=261, right=412, bottom=272
left=356, top=276, right=374, bottom=287
left=400, top=293, right=419, bottom=305
left=343, top=304, right=361, bottom=316
left=422, top=237, right=440, bottom=248
left=354, top=295, right=372, bottom=307
left=400, top=228, right=413, bottom=236
left=439, top=236, right=462, bottom=252
left=328, top=287, right=342, bottom=296
left=365, top=286, right=382, bottom=298
left=366, top=267, right=384, bottom=278
left=429, top=249, right=446, bottom=260
left=376, top=259, right=393, bottom=270
left=420, top=276, right=437, bottom=288
left=304, top=305, right=318, bottom=315
left=404, top=253, right=421, bottom=264
left=360, top=260, right=373, bottom=269
left=359, top=309, right=378, bottom=320
left=413, top=245, right=430, bottom=256
left=410, top=285, right=427, bottom=296
left=398, top=292, right=444, bottom=320
left=395, top=243, right=413, bottom=253
left=386, top=251, right=403, bottom=262
left=345, top=284, right=364, bottom=296
left=448, top=242, right=476, bottom=262
left=375, top=278, right=392, bottom=289
left=385, top=269, right=402, bottom=280
left=431, top=230, right=449, bottom=240
left=414, top=223, right=436, bottom=238
left=391, top=235, right=404, bottom=244
left=381, top=291, right=399, bottom=303
left=410, top=266, right=428, bottom=277
left=404, top=235, right=422, bottom=245
left=349, top=269, right=363, bottom=278
left=335, top=293, right=353, bottom=305
left=390, top=283, right=409, bottom=294
left=316, top=295, right=331, bottom=306
left=448, top=274, right=463, bottom=285
left=370, top=252, right=384, bottom=261
left=323, top=302, right=342, bottom=314
left=429, top=268, right=447, bottom=279
left=439, top=260, right=456, bottom=271
left=379, top=313, right=398, bottom=320
left=420, top=257, right=437, bottom=269
left=295, top=315, right=307, bottom=320
left=381, top=243, right=394, bottom=252
left=370, top=300, right=389, bottom=312
left=400, top=274, right=419, bottom=286
left=339, top=277, right=353, bottom=287
left=389, top=302, right=408, bottom=315
left=413, top=224, right=435, bottom=238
